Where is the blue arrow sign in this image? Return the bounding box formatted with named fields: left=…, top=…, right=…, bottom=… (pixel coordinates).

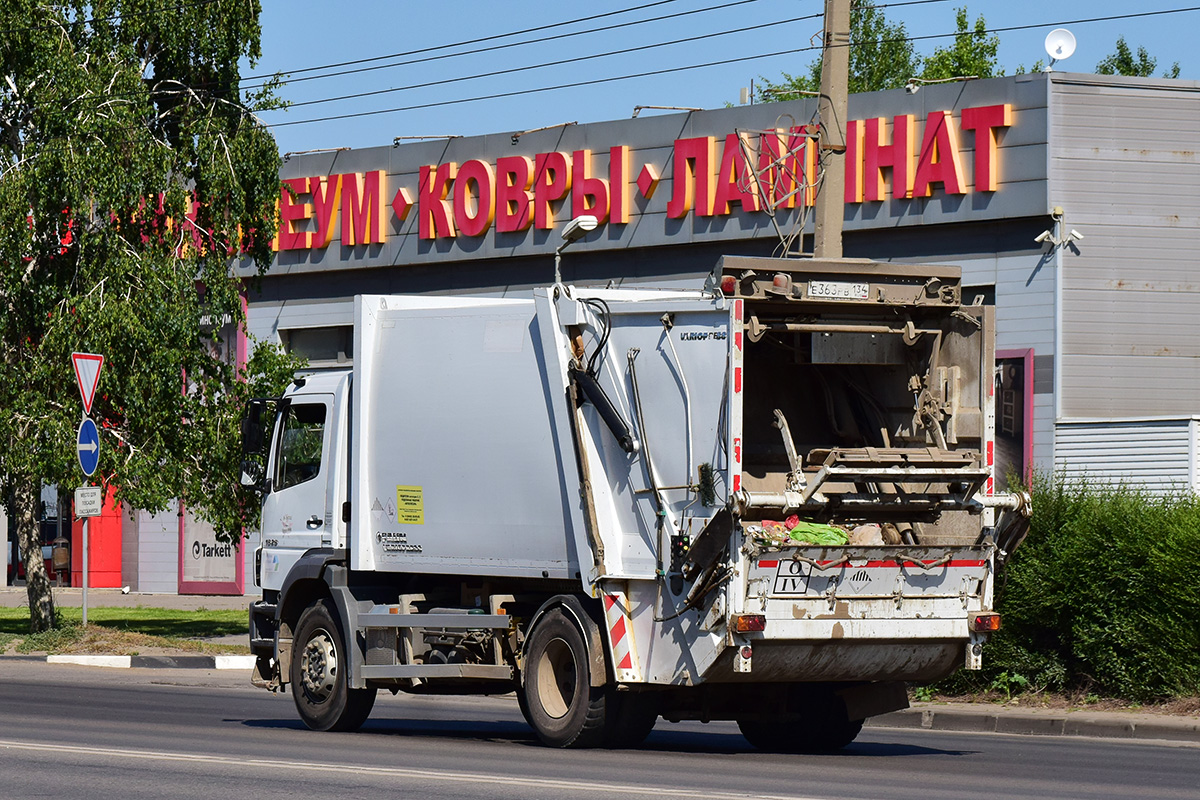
left=77, top=417, right=99, bottom=477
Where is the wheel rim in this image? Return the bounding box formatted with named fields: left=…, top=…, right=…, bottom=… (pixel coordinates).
left=300, top=627, right=338, bottom=702
left=535, top=636, right=576, bottom=719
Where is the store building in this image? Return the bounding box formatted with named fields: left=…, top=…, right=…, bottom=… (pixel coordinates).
left=113, top=70, right=1200, bottom=594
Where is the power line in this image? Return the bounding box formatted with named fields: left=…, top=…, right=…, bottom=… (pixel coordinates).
left=266, top=4, right=1200, bottom=130
left=282, top=11, right=824, bottom=111
left=246, top=0, right=713, bottom=82
left=241, top=0, right=772, bottom=92
left=263, top=0, right=948, bottom=104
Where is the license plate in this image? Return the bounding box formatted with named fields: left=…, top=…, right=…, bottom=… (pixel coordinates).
left=807, top=280, right=870, bottom=300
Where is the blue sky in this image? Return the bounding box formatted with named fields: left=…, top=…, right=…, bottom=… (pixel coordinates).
left=248, top=1, right=1195, bottom=155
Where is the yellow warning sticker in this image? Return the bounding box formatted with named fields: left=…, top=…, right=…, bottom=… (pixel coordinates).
left=396, top=485, right=424, bottom=525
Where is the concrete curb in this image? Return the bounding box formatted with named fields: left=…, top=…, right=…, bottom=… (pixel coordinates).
left=44, top=654, right=256, bottom=670
left=866, top=705, right=1200, bottom=744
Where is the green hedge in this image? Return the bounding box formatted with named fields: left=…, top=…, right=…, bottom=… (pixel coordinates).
left=946, top=475, right=1200, bottom=702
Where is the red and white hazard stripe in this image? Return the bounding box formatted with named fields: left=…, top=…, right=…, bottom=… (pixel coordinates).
left=602, top=590, right=640, bottom=682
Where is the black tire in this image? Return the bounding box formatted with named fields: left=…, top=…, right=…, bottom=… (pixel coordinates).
left=604, top=692, right=659, bottom=747
left=737, top=691, right=863, bottom=753
left=291, top=599, right=377, bottom=732
left=521, top=607, right=609, bottom=748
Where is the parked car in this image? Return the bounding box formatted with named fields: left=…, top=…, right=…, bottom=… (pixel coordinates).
left=6, top=521, right=62, bottom=584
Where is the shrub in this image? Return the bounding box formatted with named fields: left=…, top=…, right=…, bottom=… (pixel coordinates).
left=943, top=474, right=1200, bottom=702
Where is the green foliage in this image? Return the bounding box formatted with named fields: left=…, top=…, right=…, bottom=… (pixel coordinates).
left=758, top=2, right=921, bottom=98
left=0, top=606, right=246, bottom=638
left=945, top=476, right=1200, bottom=702
left=920, top=7, right=1001, bottom=82
left=1096, top=37, right=1181, bottom=79
left=0, top=1, right=301, bottom=599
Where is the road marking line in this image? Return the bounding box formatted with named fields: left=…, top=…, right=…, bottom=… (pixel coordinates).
left=0, top=739, right=821, bottom=800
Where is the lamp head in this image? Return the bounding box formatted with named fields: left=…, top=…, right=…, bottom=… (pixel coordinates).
left=561, top=215, right=598, bottom=244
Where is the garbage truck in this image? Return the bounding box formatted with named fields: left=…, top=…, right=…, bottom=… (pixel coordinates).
left=243, top=253, right=1030, bottom=751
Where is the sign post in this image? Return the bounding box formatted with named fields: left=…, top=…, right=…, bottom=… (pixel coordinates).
left=74, top=486, right=102, bottom=626
left=72, top=352, right=104, bottom=627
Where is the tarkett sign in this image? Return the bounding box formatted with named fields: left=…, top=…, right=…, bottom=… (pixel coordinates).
left=179, top=512, right=243, bottom=595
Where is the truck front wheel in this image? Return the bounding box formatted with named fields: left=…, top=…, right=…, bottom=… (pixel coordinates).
left=521, top=607, right=609, bottom=748
left=291, top=599, right=376, bottom=732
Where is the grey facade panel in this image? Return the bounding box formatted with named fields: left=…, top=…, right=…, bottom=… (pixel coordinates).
left=135, top=507, right=178, bottom=594
left=1055, top=418, right=1197, bottom=494
left=1061, top=355, right=1200, bottom=416
left=1050, top=74, right=1200, bottom=418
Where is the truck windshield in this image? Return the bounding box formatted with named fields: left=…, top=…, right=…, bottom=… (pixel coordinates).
left=276, top=403, right=327, bottom=490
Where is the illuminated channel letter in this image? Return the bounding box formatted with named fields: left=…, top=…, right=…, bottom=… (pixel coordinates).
left=495, top=156, right=534, bottom=233
left=276, top=178, right=311, bottom=250
left=309, top=174, right=342, bottom=248
left=453, top=159, right=495, bottom=238
left=961, top=104, right=1012, bottom=192
left=864, top=115, right=915, bottom=202
left=713, top=133, right=760, bottom=215
left=666, top=136, right=716, bottom=219
left=913, top=111, right=966, bottom=197
left=533, top=151, right=571, bottom=230
left=572, top=149, right=610, bottom=223
left=418, top=162, right=457, bottom=240
left=341, top=170, right=387, bottom=246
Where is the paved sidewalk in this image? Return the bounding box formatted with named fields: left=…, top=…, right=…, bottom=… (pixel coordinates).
left=869, top=701, right=1200, bottom=744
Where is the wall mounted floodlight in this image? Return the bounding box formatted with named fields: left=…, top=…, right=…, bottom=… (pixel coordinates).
left=631, top=105, right=703, bottom=118
left=903, top=75, right=979, bottom=95
left=757, top=88, right=820, bottom=100
left=282, top=147, right=349, bottom=162
left=393, top=135, right=462, bottom=146
left=554, top=215, right=599, bottom=284
left=511, top=121, right=577, bottom=145
left=1044, top=29, right=1077, bottom=72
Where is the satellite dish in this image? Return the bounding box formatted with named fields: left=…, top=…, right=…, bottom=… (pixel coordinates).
left=1044, top=29, right=1077, bottom=71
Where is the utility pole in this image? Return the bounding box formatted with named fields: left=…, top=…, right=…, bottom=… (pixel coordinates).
left=813, top=0, right=851, bottom=259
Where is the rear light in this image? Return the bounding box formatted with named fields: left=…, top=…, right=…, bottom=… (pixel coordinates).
left=732, top=614, right=766, bottom=632
left=720, top=274, right=737, bottom=296
left=971, top=613, right=1001, bottom=632
left=772, top=272, right=792, bottom=292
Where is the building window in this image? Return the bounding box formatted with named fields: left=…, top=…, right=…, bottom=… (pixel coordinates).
left=281, top=326, right=353, bottom=365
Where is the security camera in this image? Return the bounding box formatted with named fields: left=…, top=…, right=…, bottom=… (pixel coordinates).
left=1068, top=229, right=1084, bottom=240
left=1034, top=230, right=1053, bottom=244
left=905, top=81, right=919, bottom=94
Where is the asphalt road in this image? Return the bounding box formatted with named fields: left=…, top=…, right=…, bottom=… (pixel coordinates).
left=1, top=661, right=1197, bottom=800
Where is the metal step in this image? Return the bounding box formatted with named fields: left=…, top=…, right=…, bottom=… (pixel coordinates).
left=360, top=663, right=514, bottom=681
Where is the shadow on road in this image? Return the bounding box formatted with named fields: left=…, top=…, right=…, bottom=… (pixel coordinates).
left=239, top=717, right=974, bottom=759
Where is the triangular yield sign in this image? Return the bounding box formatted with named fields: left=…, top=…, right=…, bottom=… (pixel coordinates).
left=72, top=352, right=104, bottom=415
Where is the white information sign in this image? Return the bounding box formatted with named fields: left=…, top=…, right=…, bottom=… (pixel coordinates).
left=75, top=486, right=103, bottom=517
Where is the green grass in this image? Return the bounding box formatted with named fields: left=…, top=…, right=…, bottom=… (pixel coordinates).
left=0, top=606, right=246, bottom=638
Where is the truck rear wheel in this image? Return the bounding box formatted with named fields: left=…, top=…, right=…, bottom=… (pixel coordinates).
left=737, top=690, right=863, bottom=753
left=291, top=599, right=377, bottom=732
left=521, top=607, right=609, bottom=748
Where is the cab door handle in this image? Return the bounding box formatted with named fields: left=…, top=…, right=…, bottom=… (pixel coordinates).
left=306, top=515, right=323, bottom=530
